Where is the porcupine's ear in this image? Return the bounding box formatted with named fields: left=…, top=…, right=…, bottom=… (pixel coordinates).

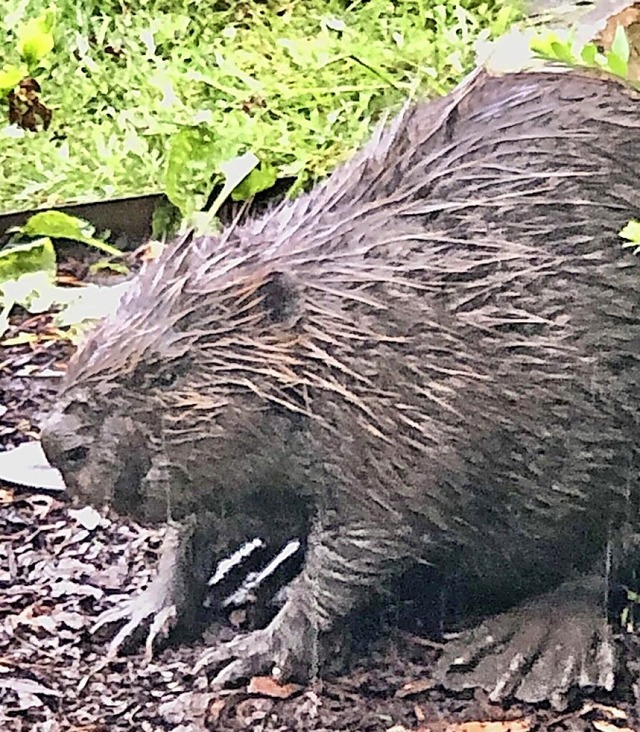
left=257, top=271, right=301, bottom=324
left=257, top=272, right=308, bottom=418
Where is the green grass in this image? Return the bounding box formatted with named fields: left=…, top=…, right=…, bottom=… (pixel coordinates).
left=0, top=0, right=520, bottom=218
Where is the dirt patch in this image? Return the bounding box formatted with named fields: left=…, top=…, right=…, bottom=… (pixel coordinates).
left=0, top=311, right=73, bottom=453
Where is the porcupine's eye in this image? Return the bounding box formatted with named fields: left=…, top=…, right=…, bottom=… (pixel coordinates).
left=153, top=370, right=178, bottom=388
left=65, top=445, right=90, bottom=464
left=150, top=356, right=192, bottom=389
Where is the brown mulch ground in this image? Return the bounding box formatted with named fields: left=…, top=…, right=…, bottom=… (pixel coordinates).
left=2, top=307, right=640, bottom=732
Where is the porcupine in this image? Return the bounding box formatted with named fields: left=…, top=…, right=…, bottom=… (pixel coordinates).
left=40, top=66, right=640, bottom=707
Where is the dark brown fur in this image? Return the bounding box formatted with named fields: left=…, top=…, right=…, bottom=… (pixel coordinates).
left=41, top=67, right=640, bottom=704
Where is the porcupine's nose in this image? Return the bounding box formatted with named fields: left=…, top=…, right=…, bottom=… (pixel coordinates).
left=40, top=410, right=90, bottom=472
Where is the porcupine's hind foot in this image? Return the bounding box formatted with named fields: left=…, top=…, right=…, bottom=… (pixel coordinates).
left=433, top=575, right=617, bottom=710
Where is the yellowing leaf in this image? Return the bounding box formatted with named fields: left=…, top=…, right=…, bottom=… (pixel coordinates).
left=0, top=64, right=28, bottom=94
left=620, top=219, right=640, bottom=243
left=16, top=10, right=55, bottom=66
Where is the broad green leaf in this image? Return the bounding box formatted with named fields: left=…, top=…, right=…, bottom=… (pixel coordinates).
left=493, top=5, right=515, bottom=35
left=165, top=128, right=203, bottom=217
left=610, top=25, right=630, bottom=67
left=20, top=211, right=122, bottom=256
left=16, top=10, right=56, bottom=67
left=605, top=48, right=628, bottom=78
left=0, top=64, right=28, bottom=94
left=21, top=211, right=88, bottom=240
left=530, top=32, right=582, bottom=66
left=165, top=128, right=243, bottom=218
left=166, top=128, right=252, bottom=219
left=549, top=39, right=576, bottom=65
left=0, top=237, right=56, bottom=284
left=580, top=43, right=597, bottom=66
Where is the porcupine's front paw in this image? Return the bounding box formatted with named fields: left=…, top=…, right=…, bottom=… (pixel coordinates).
left=93, top=522, right=203, bottom=662
left=93, top=572, right=178, bottom=662
left=194, top=598, right=320, bottom=687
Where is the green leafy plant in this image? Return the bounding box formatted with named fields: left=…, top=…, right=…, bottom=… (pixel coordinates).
left=0, top=237, right=57, bottom=337
left=164, top=123, right=279, bottom=221
left=16, top=210, right=122, bottom=257
left=186, top=151, right=271, bottom=234
left=0, top=210, right=126, bottom=340
left=16, top=9, right=55, bottom=66
left=530, top=25, right=631, bottom=79
left=1, top=0, right=520, bottom=216
left=0, top=8, right=56, bottom=97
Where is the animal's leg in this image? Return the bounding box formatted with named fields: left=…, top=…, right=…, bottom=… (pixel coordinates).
left=194, top=519, right=408, bottom=685
left=93, top=512, right=217, bottom=660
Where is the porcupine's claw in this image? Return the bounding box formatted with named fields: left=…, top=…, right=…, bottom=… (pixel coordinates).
left=194, top=596, right=319, bottom=688
left=194, top=629, right=280, bottom=687
left=92, top=524, right=184, bottom=662
left=92, top=582, right=177, bottom=662
left=434, top=575, right=616, bottom=710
